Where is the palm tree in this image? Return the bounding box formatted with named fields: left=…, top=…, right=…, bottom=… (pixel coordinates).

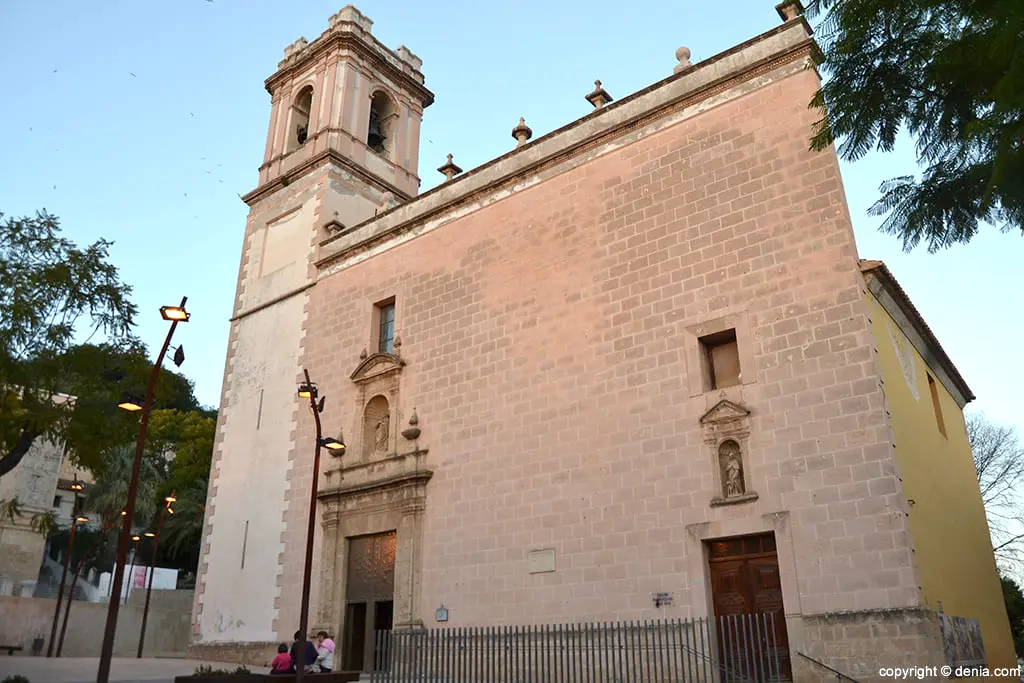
left=161, top=478, right=207, bottom=559
left=85, top=445, right=163, bottom=528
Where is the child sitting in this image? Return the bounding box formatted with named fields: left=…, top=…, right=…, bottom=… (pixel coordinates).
left=270, top=643, right=292, bottom=675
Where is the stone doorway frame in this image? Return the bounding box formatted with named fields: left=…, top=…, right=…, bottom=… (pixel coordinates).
left=316, top=460, right=432, bottom=653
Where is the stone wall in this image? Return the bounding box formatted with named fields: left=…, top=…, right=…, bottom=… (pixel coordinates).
left=0, top=589, right=193, bottom=657
left=794, top=608, right=948, bottom=682
left=0, top=522, right=45, bottom=590
left=189, top=641, right=278, bottom=668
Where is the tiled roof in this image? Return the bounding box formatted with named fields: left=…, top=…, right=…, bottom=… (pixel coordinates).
left=859, top=259, right=974, bottom=403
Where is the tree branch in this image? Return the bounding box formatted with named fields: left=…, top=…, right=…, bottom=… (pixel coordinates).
left=0, top=425, right=42, bottom=478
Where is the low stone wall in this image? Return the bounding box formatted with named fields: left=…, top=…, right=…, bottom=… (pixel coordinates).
left=188, top=641, right=279, bottom=668
left=0, top=589, right=193, bottom=657
left=795, top=607, right=949, bottom=682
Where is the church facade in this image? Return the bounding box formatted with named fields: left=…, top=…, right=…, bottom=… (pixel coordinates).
left=192, top=3, right=1016, bottom=679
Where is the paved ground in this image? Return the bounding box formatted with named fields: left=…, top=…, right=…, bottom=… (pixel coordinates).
left=0, top=656, right=251, bottom=683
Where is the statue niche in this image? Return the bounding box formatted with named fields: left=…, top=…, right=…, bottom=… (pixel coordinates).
left=719, top=440, right=745, bottom=498
left=363, top=394, right=391, bottom=460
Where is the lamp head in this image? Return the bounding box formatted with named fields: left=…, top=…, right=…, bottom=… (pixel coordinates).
left=74, top=515, right=88, bottom=524
left=172, top=345, right=186, bottom=367
left=144, top=532, right=156, bottom=538
left=165, top=491, right=177, bottom=504
left=319, top=437, right=346, bottom=453
left=160, top=305, right=190, bottom=322
left=117, top=394, right=144, bottom=412
left=132, top=535, right=141, bottom=542
left=297, top=383, right=318, bottom=400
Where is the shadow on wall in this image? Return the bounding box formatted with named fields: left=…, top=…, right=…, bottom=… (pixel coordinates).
left=0, top=589, right=193, bottom=657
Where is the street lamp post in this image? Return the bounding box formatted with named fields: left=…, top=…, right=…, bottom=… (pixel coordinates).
left=295, top=370, right=345, bottom=683
left=46, top=475, right=84, bottom=658
left=96, top=298, right=189, bottom=683
left=137, top=493, right=175, bottom=658
left=56, top=511, right=124, bottom=657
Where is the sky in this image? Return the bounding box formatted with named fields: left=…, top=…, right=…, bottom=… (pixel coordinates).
left=1, top=0, right=1021, bottom=440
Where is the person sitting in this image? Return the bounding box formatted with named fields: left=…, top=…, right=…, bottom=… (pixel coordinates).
left=315, top=631, right=335, bottom=674
left=270, top=643, right=292, bottom=675
left=289, top=630, right=319, bottom=673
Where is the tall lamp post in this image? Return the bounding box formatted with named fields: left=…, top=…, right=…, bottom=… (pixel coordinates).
left=137, top=493, right=175, bottom=658
left=295, top=370, right=345, bottom=683
left=96, top=298, right=189, bottom=683
left=46, top=474, right=85, bottom=658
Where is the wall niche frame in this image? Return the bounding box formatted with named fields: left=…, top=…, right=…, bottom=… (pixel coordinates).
left=700, top=399, right=759, bottom=507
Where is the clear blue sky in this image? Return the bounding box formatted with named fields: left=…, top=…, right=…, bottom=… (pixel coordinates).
left=2, top=0, right=1021, bottom=442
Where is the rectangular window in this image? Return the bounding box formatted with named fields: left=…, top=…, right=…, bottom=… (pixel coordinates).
left=700, top=329, right=741, bottom=390
left=376, top=301, right=395, bottom=354
left=53, top=496, right=62, bottom=508
left=928, top=374, right=947, bottom=438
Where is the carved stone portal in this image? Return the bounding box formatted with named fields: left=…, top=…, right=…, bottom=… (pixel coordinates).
left=700, top=399, right=758, bottom=507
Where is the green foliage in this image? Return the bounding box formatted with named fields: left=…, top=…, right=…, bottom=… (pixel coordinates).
left=151, top=409, right=215, bottom=569
left=84, top=445, right=164, bottom=528
left=0, top=496, right=58, bottom=537
left=806, top=0, right=1024, bottom=252
left=192, top=665, right=251, bottom=676
left=0, top=210, right=137, bottom=479
left=3, top=675, right=31, bottom=683
left=1002, top=573, right=1024, bottom=656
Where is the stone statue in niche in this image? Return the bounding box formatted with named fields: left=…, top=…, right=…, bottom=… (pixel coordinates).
left=719, top=440, right=745, bottom=497
left=374, top=413, right=390, bottom=453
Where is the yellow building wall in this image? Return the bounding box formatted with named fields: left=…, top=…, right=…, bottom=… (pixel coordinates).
left=866, top=292, right=1017, bottom=670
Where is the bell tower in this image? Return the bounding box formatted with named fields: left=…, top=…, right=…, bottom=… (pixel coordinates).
left=258, top=5, right=433, bottom=204
left=192, top=6, right=433, bottom=656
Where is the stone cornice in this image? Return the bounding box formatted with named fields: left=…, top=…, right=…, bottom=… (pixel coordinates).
left=241, top=148, right=413, bottom=207
left=317, top=468, right=433, bottom=502
left=265, top=28, right=434, bottom=109
left=315, top=20, right=819, bottom=273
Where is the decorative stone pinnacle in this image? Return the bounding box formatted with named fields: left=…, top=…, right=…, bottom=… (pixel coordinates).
left=401, top=408, right=421, bottom=441
left=437, top=153, right=463, bottom=181
left=585, top=80, right=613, bottom=109
left=673, top=47, right=692, bottom=74
left=775, top=0, right=805, bottom=21
left=359, top=347, right=368, bottom=360
left=512, top=117, right=533, bottom=147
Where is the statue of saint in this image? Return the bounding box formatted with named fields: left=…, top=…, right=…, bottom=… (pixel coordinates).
left=720, top=440, right=745, bottom=497
left=374, top=414, right=389, bottom=452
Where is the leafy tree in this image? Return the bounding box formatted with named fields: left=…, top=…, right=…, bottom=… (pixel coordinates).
left=0, top=210, right=137, bottom=480
left=148, top=409, right=215, bottom=571
left=1001, top=574, right=1024, bottom=656
left=806, top=0, right=1024, bottom=252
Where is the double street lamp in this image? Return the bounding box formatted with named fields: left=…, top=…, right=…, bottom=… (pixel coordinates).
left=295, top=370, right=345, bottom=683
left=56, top=510, right=126, bottom=657
left=96, top=298, right=189, bottom=683
left=137, top=492, right=176, bottom=658
left=46, top=474, right=86, bottom=658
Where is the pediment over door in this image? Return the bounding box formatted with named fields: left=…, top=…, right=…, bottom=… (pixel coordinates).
left=350, top=352, right=405, bottom=385
left=699, top=399, right=750, bottom=426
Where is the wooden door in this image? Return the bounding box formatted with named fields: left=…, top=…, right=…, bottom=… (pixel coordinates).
left=708, top=534, right=792, bottom=681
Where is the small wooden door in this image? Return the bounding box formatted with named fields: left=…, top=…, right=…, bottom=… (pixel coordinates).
left=708, top=533, right=792, bottom=681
